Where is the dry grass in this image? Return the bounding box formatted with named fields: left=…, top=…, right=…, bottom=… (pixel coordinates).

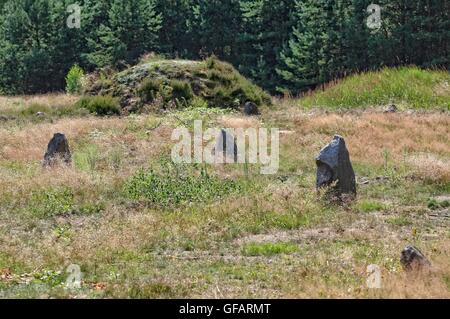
left=268, top=107, right=450, bottom=167
left=407, top=154, right=450, bottom=183
left=0, top=94, right=78, bottom=113
left=0, top=96, right=449, bottom=299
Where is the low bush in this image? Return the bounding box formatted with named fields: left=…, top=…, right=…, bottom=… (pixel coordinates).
left=139, top=79, right=194, bottom=108
left=75, top=95, right=120, bottom=116
left=65, top=64, right=85, bottom=95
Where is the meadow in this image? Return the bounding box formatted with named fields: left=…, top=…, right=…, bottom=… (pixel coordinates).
left=0, top=67, right=449, bottom=298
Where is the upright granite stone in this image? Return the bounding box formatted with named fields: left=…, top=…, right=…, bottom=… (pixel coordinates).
left=214, top=129, right=238, bottom=163
left=43, top=133, right=72, bottom=167
left=400, top=246, right=431, bottom=271
left=316, top=135, right=356, bottom=197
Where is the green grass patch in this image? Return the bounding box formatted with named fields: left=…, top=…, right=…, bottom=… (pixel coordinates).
left=242, top=242, right=299, bottom=257
left=29, top=188, right=74, bottom=218
left=125, top=165, right=244, bottom=206
left=354, top=200, right=387, bottom=213
left=386, top=216, right=413, bottom=227
left=27, top=187, right=105, bottom=218
left=300, top=67, right=450, bottom=110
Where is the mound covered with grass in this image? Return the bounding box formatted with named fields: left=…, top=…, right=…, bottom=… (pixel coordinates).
left=300, top=67, right=450, bottom=110
left=84, top=57, right=271, bottom=113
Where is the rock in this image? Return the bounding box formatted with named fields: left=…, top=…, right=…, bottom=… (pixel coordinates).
left=36, top=112, right=46, bottom=118
left=214, top=129, right=238, bottom=163
left=0, top=115, right=8, bottom=122
left=384, top=104, right=398, bottom=113
left=400, top=246, right=431, bottom=271
left=43, top=133, right=72, bottom=167
left=244, top=102, right=259, bottom=116
left=316, top=135, right=356, bottom=198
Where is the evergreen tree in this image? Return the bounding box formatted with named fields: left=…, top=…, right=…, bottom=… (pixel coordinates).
left=0, top=0, right=448, bottom=95
left=85, top=0, right=161, bottom=68
left=197, top=0, right=242, bottom=63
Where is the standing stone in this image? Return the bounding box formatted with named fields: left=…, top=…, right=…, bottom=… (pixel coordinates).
left=400, top=246, right=431, bottom=271
left=316, top=135, right=356, bottom=197
left=244, top=102, right=259, bottom=116
left=214, top=129, right=238, bottom=163
left=43, top=133, right=72, bottom=167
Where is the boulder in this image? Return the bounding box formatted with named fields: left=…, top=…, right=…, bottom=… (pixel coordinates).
left=244, top=102, right=260, bottom=116
left=43, top=133, right=72, bottom=167
left=316, top=135, right=356, bottom=197
left=400, top=246, right=431, bottom=271
left=214, top=129, right=238, bottom=163
left=384, top=104, right=398, bottom=113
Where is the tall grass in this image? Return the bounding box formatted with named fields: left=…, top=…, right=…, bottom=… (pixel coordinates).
left=299, top=67, right=450, bottom=110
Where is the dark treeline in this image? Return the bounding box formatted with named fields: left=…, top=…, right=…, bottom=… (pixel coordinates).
left=0, top=0, right=448, bottom=95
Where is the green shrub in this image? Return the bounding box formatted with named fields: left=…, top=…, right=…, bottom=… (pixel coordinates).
left=139, top=79, right=163, bottom=103
left=65, top=65, right=85, bottom=94
left=170, top=79, right=194, bottom=107
left=125, top=165, right=242, bottom=206
left=139, top=79, right=194, bottom=108
left=75, top=96, right=120, bottom=116
left=30, top=188, right=74, bottom=218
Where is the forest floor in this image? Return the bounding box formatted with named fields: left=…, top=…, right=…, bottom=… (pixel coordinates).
left=0, top=94, right=449, bottom=298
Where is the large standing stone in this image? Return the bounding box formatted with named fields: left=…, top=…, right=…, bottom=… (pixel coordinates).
left=214, top=129, right=238, bottom=163
left=244, top=102, right=260, bottom=116
left=43, top=133, right=72, bottom=167
left=400, top=246, right=431, bottom=271
left=316, top=135, right=356, bottom=197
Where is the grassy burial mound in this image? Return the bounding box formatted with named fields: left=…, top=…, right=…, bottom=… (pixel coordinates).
left=299, top=67, right=450, bottom=110
left=83, top=56, right=271, bottom=113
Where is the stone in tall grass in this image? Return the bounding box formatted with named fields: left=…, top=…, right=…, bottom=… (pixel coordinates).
left=316, top=135, right=356, bottom=198
left=401, top=246, right=431, bottom=272
left=244, top=102, right=259, bottom=116
left=43, top=133, right=72, bottom=167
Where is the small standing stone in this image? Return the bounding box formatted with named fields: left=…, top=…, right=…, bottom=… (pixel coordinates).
left=243, top=102, right=259, bottom=116
left=400, top=246, right=431, bottom=271
left=43, top=133, right=72, bottom=167
left=316, top=135, right=356, bottom=198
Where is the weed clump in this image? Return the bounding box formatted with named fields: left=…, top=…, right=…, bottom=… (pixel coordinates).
left=125, top=165, right=242, bottom=206
left=75, top=95, right=120, bottom=116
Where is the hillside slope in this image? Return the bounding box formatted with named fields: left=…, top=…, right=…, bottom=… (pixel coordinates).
left=299, top=67, right=450, bottom=110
